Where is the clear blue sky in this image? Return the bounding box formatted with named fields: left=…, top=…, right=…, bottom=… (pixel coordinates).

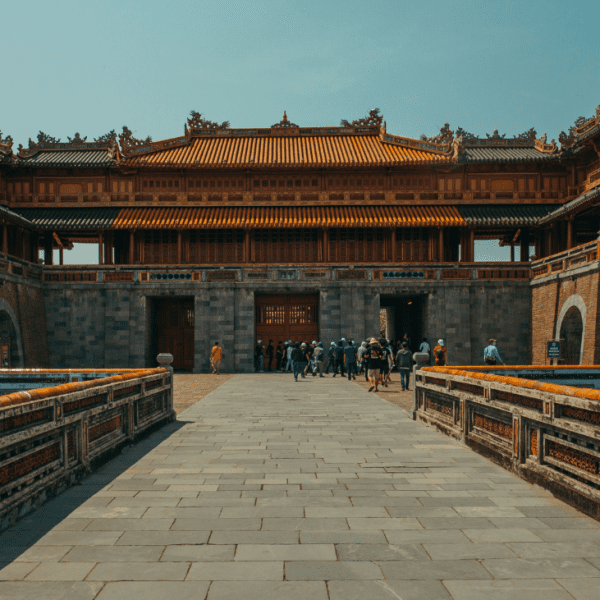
left=2, top=0, right=599, bottom=264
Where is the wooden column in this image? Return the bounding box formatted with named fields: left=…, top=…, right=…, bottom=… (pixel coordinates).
left=98, top=232, right=104, bottom=265
left=129, top=231, right=135, bottom=264
left=520, top=228, right=530, bottom=262
left=177, top=230, right=183, bottom=264
left=468, top=229, right=475, bottom=262
left=104, top=232, right=113, bottom=265
left=323, top=228, right=330, bottom=262
left=510, top=243, right=515, bottom=262
left=438, top=228, right=444, bottom=262
left=567, top=218, right=574, bottom=250
left=391, top=228, right=397, bottom=263
left=59, top=248, right=64, bottom=265
left=244, top=229, right=251, bottom=263
left=2, top=224, right=7, bottom=256
left=44, top=232, right=53, bottom=266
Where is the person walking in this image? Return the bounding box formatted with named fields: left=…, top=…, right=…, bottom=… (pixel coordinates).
left=333, top=340, right=345, bottom=378
left=313, top=342, right=325, bottom=377
left=419, top=337, right=431, bottom=365
left=325, top=342, right=336, bottom=375
left=344, top=339, right=358, bottom=381
left=266, top=340, right=274, bottom=372
left=396, top=341, right=413, bottom=391
left=378, top=337, right=390, bottom=387
left=276, top=341, right=284, bottom=371
left=357, top=341, right=367, bottom=375
left=433, top=339, right=447, bottom=366
left=255, top=340, right=265, bottom=372
left=291, top=342, right=305, bottom=381
left=484, top=338, right=504, bottom=366
left=364, top=338, right=382, bottom=393
left=211, top=341, right=223, bottom=374
left=286, top=341, right=294, bottom=372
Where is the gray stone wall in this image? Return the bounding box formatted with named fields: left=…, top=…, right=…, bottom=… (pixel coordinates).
left=43, top=278, right=531, bottom=371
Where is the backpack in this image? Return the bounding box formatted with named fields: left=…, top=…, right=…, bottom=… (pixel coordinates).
left=334, top=346, right=344, bottom=360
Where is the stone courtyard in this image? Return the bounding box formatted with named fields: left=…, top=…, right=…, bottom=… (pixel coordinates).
left=1, top=374, right=599, bottom=599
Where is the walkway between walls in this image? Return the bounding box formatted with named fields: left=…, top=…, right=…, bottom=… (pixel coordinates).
left=1, top=374, right=599, bottom=599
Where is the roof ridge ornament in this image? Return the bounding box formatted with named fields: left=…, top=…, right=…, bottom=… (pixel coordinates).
left=94, top=130, right=118, bottom=146
left=119, top=126, right=153, bottom=151
left=0, top=131, right=13, bottom=159
left=272, top=111, right=298, bottom=128
left=187, top=110, right=230, bottom=130
left=340, top=108, right=383, bottom=127
left=67, top=132, right=87, bottom=146
left=421, top=123, right=454, bottom=144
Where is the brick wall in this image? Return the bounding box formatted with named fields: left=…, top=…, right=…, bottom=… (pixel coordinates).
left=531, top=264, right=600, bottom=365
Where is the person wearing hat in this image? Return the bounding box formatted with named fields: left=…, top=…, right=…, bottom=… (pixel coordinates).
left=313, top=342, right=325, bottom=377
left=325, top=342, right=336, bottom=375
left=363, top=337, right=382, bottom=392
left=333, top=340, right=346, bottom=378
left=484, top=339, right=504, bottom=366
left=343, top=338, right=358, bottom=381
left=433, top=339, right=447, bottom=367
left=304, top=341, right=316, bottom=377
left=255, top=340, right=265, bottom=372
left=285, top=340, right=294, bottom=372
left=357, top=341, right=368, bottom=376
left=291, top=342, right=307, bottom=381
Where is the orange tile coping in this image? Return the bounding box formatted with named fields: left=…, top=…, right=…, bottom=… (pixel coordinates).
left=0, top=368, right=166, bottom=408
left=422, top=366, right=600, bottom=402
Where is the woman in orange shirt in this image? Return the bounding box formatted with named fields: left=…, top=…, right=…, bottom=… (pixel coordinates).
left=211, top=342, right=223, bottom=374
left=433, top=339, right=447, bottom=366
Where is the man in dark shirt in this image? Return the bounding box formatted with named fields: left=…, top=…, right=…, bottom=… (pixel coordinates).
left=325, top=342, right=336, bottom=375
left=343, top=340, right=358, bottom=381
left=275, top=341, right=284, bottom=371
left=379, top=337, right=390, bottom=387
left=304, top=342, right=315, bottom=377
left=266, top=340, right=274, bottom=372
left=255, top=340, right=264, bottom=372
left=333, top=340, right=345, bottom=378
left=291, top=342, right=307, bottom=381
left=363, top=338, right=382, bottom=392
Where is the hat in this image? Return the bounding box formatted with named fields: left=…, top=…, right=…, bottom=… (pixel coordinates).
left=489, top=338, right=496, bottom=344
left=369, top=337, right=378, bottom=345
left=301, top=342, right=307, bottom=347
left=257, top=340, right=262, bottom=344
left=312, top=340, right=317, bottom=344
left=341, top=338, right=346, bottom=342
left=438, top=339, right=444, bottom=345
left=331, top=341, right=336, bottom=346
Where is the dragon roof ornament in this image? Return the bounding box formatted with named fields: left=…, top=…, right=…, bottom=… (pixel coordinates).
left=559, top=105, right=600, bottom=149
left=272, top=111, right=298, bottom=128
left=17, top=129, right=120, bottom=158
left=187, top=111, right=230, bottom=130
left=0, top=131, right=13, bottom=158
left=340, top=108, right=383, bottom=128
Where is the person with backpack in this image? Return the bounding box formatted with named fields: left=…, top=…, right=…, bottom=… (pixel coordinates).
left=333, top=340, right=345, bottom=378
left=419, top=337, right=431, bottom=365
left=484, top=339, right=504, bottom=366
left=325, top=342, right=336, bottom=375
left=313, top=342, right=325, bottom=377
left=363, top=338, right=382, bottom=392
left=343, top=339, right=358, bottom=381
left=433, top=339, right=447, bottom=366
left=396, top=342, right=413, bottom=391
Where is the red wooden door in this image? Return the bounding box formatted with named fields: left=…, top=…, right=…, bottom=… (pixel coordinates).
left=156, top=299, right=194, bottom=370
left=256, top=295, right=319, bottom=344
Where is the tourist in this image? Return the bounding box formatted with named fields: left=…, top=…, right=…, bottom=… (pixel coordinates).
left=433, top=339, right=447, bottom=366
left=402, top=332, right=411, bottom=350
left=333, top=340, right=346, bottom=378
left=396, top=341, right=413, bottom=391
left=293, top=342, right=309, bottom=381
left=285, top=341, right=294, bottom=372
left=325, top=342, right=336, bottom=375
left=276, top=341, right=284, bottom=371
left=484, top=338, right=504, bottom=366
left=385, top=339, right=395, bottom=382
left=266, top=340, right=274, bottom=372
left=419, top=337, right=431, bottom=365
left=211, top=341, right=222, bottom=374
left=379, top=337, right=391, bottom=387
left=344, top=339, right=358, bottom=381
left=304, top=341, right=315, bottom=377
left=357, top=341, right=367, bottom=374
left=313, top=342, right=325, bottom=377
left=364, top=338, right=382, bottom=392
left=255, top=340, right=265, bottom=372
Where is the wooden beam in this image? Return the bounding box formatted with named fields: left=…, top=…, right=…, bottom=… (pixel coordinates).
left=567, top=218, right=574, bottom=249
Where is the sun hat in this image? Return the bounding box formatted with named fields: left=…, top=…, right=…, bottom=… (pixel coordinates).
left=301, top=342, right=307, bottom=347
left=438, top=339, right=444, bottom=345
left=369, top=337, right=378, bottom=345
left=489, top=338, right=496, bottom=344
left=331, top=341, right=336, bottom=346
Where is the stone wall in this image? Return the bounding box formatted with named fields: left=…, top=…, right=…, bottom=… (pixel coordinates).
left=43, top=278, right=532, bottom=371
left=531, top=261, right=600, bottom=365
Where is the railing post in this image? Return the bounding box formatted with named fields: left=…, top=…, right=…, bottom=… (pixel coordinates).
left=157, top=353, right=175, bottom=421
left=412, top=352, right=429, bottom=420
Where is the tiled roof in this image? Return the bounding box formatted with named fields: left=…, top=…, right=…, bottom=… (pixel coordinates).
left=17, top=149, right=116, bottom=167
left=122, top=134, right=451, bottom=168
left=462, top=147, right=558, bottom=163
left=457, top=205, right=555, bottom=226
left=538, top=186, right=600, bottom=224
left=15, top=208, right=122, bottom=229
left=0, top=205, right=35, bottom=228
left=113, top=205, right=465, bottom=229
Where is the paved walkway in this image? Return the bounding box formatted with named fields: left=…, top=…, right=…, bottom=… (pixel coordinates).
left=1, top=375, right=600, bottom=600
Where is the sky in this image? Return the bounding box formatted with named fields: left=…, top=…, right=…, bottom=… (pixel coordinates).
left=2, top=0, right=599, bottom=264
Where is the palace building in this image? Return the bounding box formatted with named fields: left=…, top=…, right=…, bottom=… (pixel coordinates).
left=0, top=105, right=599, bottom=371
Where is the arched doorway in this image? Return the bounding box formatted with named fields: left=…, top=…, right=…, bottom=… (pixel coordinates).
left=560, top=306, right=584, bottom=365
left=0, top=303, right=24, bottom=368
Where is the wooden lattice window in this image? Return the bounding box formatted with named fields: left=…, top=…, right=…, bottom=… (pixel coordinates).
left=144, top=231, right=177, bottom=264
left=252, top=229, right=318, bottom=263
left=256, top=306, right=285, bottom=325
left=396, top=229, right=429, bottom=262
left=289, top=305, right=317, bottom=324
left=189, top=230, right=244, bottom=264
left=329, top=228, right=385, bottom=262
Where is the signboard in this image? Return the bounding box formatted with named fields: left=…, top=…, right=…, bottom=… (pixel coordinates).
left=547, top=341, right=561, bottom=358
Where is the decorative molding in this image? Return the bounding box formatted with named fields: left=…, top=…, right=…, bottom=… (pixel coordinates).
left=119, top=126, right=153, bottom=151
left=271, top=111, right=298, bottom=128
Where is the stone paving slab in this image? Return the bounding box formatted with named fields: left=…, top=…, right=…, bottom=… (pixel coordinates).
left=1, top=373, right=600, bottom=598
